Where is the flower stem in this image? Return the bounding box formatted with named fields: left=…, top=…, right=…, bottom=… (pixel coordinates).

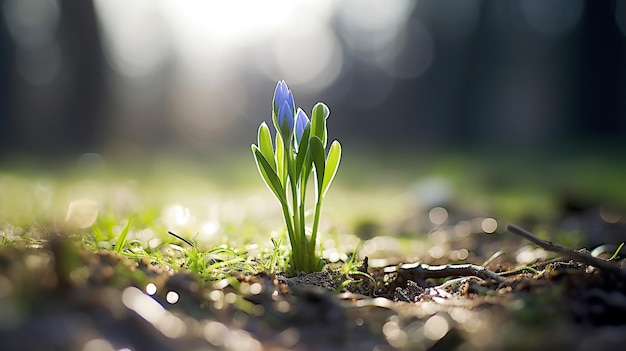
left=299, top=171, right=309, bottom=265
left=287, top=146, right=310, bottom=272
left=309, top=198, right=323, bottom=266
left=279, top=200, right=298, bottom=268
left=290, top=180, right=303, bottom=270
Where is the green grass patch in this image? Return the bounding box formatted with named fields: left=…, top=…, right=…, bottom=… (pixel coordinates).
left=1, top=148, right=624, bottom=282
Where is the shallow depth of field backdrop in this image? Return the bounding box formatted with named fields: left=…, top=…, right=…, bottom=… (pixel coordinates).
left=2, top=0, right=626, bottom=256
left=3, top=0, right=626, bottom=156
left=2, top=1, right=626, bottom=350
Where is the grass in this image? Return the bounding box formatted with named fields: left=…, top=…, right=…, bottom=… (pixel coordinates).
left=1, top=147, right=625, bottom=283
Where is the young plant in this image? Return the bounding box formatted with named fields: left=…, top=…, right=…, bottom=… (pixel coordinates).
left=251, top=80, right=341, bottom=273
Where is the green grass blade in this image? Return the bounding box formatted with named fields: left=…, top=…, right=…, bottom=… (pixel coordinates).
left=609, top=242, right=624, bottom=261
left=114, top=219, right=132, bottom=254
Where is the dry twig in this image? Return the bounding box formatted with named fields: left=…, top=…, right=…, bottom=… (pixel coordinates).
left=506, top=224, right=626, bottom=278
left=385, top=262, right=506, bottom=284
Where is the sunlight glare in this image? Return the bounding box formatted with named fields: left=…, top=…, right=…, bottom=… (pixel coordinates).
left=277, top=328, right=300, bottom=348
left=162, top=204, right=192, bottom=227
left=383, top=318, right=408, bottom=348
left=166, top=291, right=180, bottom=304
left=454, top=220, right=472, bottom=236
left=429, top=207, right=448, bottom=225
left=600, top=207, right=621, bottom=224
left=164, top=0, right=296, bottom=80
left=94, top=0, right=169, bottom=77
left=271, top=27, right=343, bottom=89
left=423, top=314, right=449, bottom=341
left=122, top=287, right=186, bottom=338
left=337, top=0, right=415, bottom=54
left=122, top=286, right=167, bottom=324
left=203, top=320, right=229, bottom=346
left=83, top=339, right=114, bottom=351
left=163, top=0, right=292, bottom=45
left=481, top=218, right=498, bottom=233
left=199, top=220, right=220, bottom=241
left=145, top=283, right=157, bottom=295
left=65, top=199, right=99, bottom=229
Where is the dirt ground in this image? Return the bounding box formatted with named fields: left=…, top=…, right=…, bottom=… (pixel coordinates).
left=1, top=209, right=626, bottom=351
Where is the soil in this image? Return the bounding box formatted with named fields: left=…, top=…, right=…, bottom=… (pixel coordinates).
left=1, top=216, right=626, bottom=350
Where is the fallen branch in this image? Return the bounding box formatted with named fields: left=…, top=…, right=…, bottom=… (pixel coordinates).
left=385, top=262, right=506, bottom=284
left=506, top=224, right=626, bottom=277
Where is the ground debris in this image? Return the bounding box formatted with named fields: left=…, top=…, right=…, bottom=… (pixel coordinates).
left=3, top=225, right=626, bottom=351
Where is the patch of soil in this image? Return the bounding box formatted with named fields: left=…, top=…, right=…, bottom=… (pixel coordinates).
left=1, top=227, right=626, bottom=351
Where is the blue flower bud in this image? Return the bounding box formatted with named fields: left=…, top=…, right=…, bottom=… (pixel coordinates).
left=277, top=100, right=294, bottom=139
left=273, top=80, right=295, bottom=117
left=295, top=108, right=310, bottom=144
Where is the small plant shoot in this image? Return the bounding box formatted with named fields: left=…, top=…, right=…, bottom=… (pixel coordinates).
left=252, top=80, right=341, bottom=273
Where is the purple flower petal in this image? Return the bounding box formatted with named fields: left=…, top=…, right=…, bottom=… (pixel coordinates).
left=273, top=80, right=294, bottom=115
left=277, top=100, right=294, bottom=136
left=295, top=108, right=310, bottom=144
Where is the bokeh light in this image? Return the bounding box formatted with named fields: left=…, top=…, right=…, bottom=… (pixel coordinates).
left=2, top=0, right=61, bottom=85
left=481, top=218, right=498, bottom=234
left=145, top=283, right=157, bottom=296
left=520, top=0, right=584, bottom=37
left=423, top=314, right=450, bottom=341
left=2, top=0, right=625, bottom=155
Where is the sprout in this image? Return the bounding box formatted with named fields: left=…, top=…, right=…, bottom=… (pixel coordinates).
left=252, top=81, right=342, bottom=273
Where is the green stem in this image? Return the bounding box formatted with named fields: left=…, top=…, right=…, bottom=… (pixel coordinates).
left=309, top=197, right=323, bottom=265
left=280, top=148, right=299, bottom=269
left=290, top=180, right=303, bottom=270
left=299, top=171, right=309, bottom=261
left=280, top=200, right=297, bottom=267
left=286, top=146, right=307, bottom=272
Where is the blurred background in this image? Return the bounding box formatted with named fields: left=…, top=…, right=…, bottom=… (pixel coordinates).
left=1, top=0, right=626, bottom=263
left=1, top=0, right=625, bottom=159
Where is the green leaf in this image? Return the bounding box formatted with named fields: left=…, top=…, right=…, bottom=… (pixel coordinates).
left=257, top=122, right=275, bottom=171
left=272, top=109, right=279, bottom=135
left=114, top=219, right=133, bottom=254
left=275, top=133, right=286, bottom=185
left=321, top=140, right=341, bottom=198
left=252, top=145, right=287, bottom=204
left=311, top=103, right=329, bottom=147
left=309, top=136, right=325, bottom=195
left=295, top=124, right=311, bottom=179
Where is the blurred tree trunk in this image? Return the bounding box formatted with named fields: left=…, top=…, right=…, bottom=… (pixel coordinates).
left=0, top=0, right=106, bottom=156
left=56, top=0, right=107, bottom=153
left=576, top=0, right=625, bottom=139
left=0, top=2, right=17, bottom=153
